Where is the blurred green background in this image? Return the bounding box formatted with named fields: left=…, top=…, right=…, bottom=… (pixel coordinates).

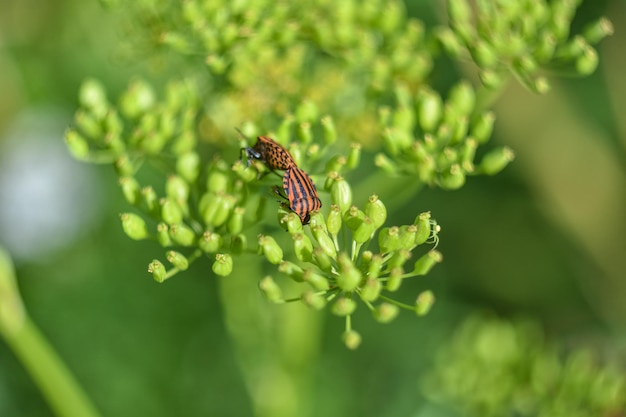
left=1, top=1, right=625, bottom=416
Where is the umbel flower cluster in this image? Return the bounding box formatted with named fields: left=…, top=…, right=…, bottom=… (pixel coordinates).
left=65, top=0, right=611, bottom=347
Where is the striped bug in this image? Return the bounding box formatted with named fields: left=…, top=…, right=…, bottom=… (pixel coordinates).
left=241, top=134, right=296, bottom=172
left=280, top=166, right=322, bottom=225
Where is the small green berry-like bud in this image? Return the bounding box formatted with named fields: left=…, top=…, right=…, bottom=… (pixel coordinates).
left=346, top=143, right=361, bottom=170
left=169, top=223, right=196, bottom=246
left=259, top=276, right=283, bottom=303
left=148, top=260, right=167, bottom=283
left=79, top=78, right=108, bottom=115
left=330, top=177, right=353, bottom=213
left=337, top=253, right=362, bottom=292
left=313, top=247, right=333, bottom=273
left=379, top=226, right=401, bottom=253
left=331, top=297, right=357, bottom=316
left=373, top=303, right=399, bottom=323
left=75, top=110, right=102, bottom=139
left=161, top=198, right=184, bottom=225
left=471, top=111, right=496, bottom=144
left=471, top=41, right=497, bottom=67
left=278, top=261, right=304, bottom=282
left=418, top=89, right=443, bottom=132
left=364, top=195, right=387, bottom=229
left=280, top=212, right=304, bottom=235
left=141, top=186, right=158, bottom=214
left=297, top=122, right=313, bottom=145
left=321, top=115, right=337, bottom=145
left=326, top=205, right=342, bottom=236
left=166, top=175, right=190, bottom=205
left=582, top=17, right=613, bottom=44
left=302, top=269, right=330, bottom=291
left=415, top=290, right=435, bottom=316
left=398, top=225, right=417, bottom=249
left=120, top=213, right=149, bottom=240
left=477, top=146, right=515, bottom=175
left=302, top=291, right=326, bottom=310
left=343, top=206, right=365, bottom=231
left=231, top=234, right=247, bottom=255
left=375, top=153, right=399, bottom=175
left=295, top=100, right=318, bottom=124
left=212, top=254, right=233, bottom=277
left=342, top=329, right=361, bottom=350
left=114, top=155, right=134, bottom=177
left=386, top=267, right=403, bottom=292
left=199, top=231, right=222, bottom=253
left=258, top=235, right=283, bottom=265
left=360, top=278, right=382, bottom=302
left=576, top=45, right=598, bottom=75
left=119, top=176, right=141, bottom=206
left=388, top=249, right=412, bottom=269
left=293, top=233, right=313, bottom=263
left=439, top=164, right=465, bottom=190
left=436, top=27, right=463, bottom=58
left=414, top=212, right=432, bottom=245
left=166, top=251, right=189, bottom=270
left=312, top=226, right=337, bottom=259
left=413, top=250, right=443, bottom=275
left=157, top=223, right=172, bottom=247
left=120, top=79, right=155, bottom=119
left=207, top=167, right=230, bottom=194
left=64, top=129, right=90, bottom=160
left=227, top=207, right=245, bottom=235
left=448, top=81, right=475, bottom=117
left=367, top=255, right=384, bottom=280
left=353, top=217, right=375, bottom=244
left=325, top=155, right=346, bottom=174
left=177, top=151, right=200, bottom=183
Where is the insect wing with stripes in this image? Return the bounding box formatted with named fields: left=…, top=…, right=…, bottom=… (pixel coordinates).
left=283, top=167, right=322, bottom=225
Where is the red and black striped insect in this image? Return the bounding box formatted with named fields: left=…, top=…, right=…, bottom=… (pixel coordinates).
left=280, top=166, right=322, bottom=225
left=241, top=135, right=296, bottom=171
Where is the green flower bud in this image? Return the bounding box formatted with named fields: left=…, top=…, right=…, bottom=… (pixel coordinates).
left=75, top=110, right=102, bottom=139
left=472, top=41, right=497, bottom=67
left=64, top=129, right=90, bottom=160
left=536, top=33, right=557, bottom=62
left=418, top=89, right=443, bottom=132
left=200, top=192, right=235, bottom=228
left=386, top=267, right=403, bottom=292
left=471, top=111, right=496, bottom=145
left=120, top=79, right=155, bottom=119
left=141, top=186, right=158, bottom=214
left=141, top=132, right=169, bottom=155
left=114, top=155, right=134, bottom=177
left=439, top=164, right=466, bottom=190
left=166, top=175, right=190, bottom=205
left=326, top=205, right=342, bottom=236
left=199, top=231, right=223, bottom=253
left=582, top=17, right=613, bottom=44
left=118, top=176, right=140, bottom=206
left=337, top=253, right=362, bottom=292
left=212, top=254, right=233, bottom=277
left=360, top=278, right=382, bottom=302
left=436, top=27, right=464, bottom=58
left=392, top=106, right=415, bottom=132
left=479, top=70, right=504, bottom=90
left=383, top=127, right=412, bottom=156
left=258, top=235, right=283, bottom=265
left=166, top=251, right=189, bottom=270
left=278, top=261, right=304, bottom=282
left=364, top=195, right=387, bottom=229
left=302, top=291, right=326, bottom=310
left=415, top=290, right=435, bottom=316
left=477, top=146, right=515, bottom=175
left=148, top=260, right=167, bottom=283
left=343, top=206, right=365, bottom=231
left=330, top=177, right=353, bottom=213
left=227, top=207, right=245, bottom=235
left=448, top=81, right=475, bottom=117
left=413, top=250, right=443, bottom=275
left=331, top=297, right=357, bottom=316
left=297, top=122, right=313, bottom=145
left=169, top=223, right=196, bottom=246
left=353, top=217, right=375, bottom=244
left=120, top=213, right=149, bottom=240
left=398, top=225, right=417, bottom=249
left=321, top=115, right=337, bottom=145
left=157, top=223, right=172, bottom=247
left=231, top=234, right=247, bottom=255
left=342, top=329, right=361, bottom=350
left=325, top=155, right=346, bottom=174
left=312, top=225, right=337, bottom=259
left=288, top=233, right=312, bottom=263
left=388, top=249, right=412, bottom=269
left=280, top=212, right=304, bottom=235
left=374, top=153, right=399, bottom=175
left=460, top=138, right=478, bottom=167
left=232, top=160, right=258, bottom=183
left=160, top=198, right=184, bottom=225
left=172, top=131, right=196, bottom=155
left=177, top=151, right=200, bottom=183
left=367, top=255, right=384, bottom=280
left=414, top=212, right=432, bottom=245
left=295, top=100, right=318, bottom=123
left=379, top=226, right=401, bottom=253
left=302, top=269, right=329, bottom=291
left=79, top=78, right=108, bottom=115
left=576, top=45, right=598, bottom=75
left=259, top=276, right=283, bottom=303
left=373, top=303, right=400, bottom=323
left=207, top=167, right=230, bottom=194
left=448, top=0, right=471, bottom=24
left=313, top=247, right=333, bottom=273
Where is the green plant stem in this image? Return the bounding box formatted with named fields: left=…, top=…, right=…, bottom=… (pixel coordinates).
left=2, top=316, right=101, bottom=417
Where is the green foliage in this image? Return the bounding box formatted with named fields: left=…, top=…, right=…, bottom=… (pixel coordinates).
left=423, top=315, right=626, bottom=417
left=65, top=0, right=610, bottom=350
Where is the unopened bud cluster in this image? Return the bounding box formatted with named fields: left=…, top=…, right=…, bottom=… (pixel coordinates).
left=377, top=82, right=514, bottom=188
left=438, top=0, right=612, bottom=93
left=259, top=189, right=441, bottom=349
